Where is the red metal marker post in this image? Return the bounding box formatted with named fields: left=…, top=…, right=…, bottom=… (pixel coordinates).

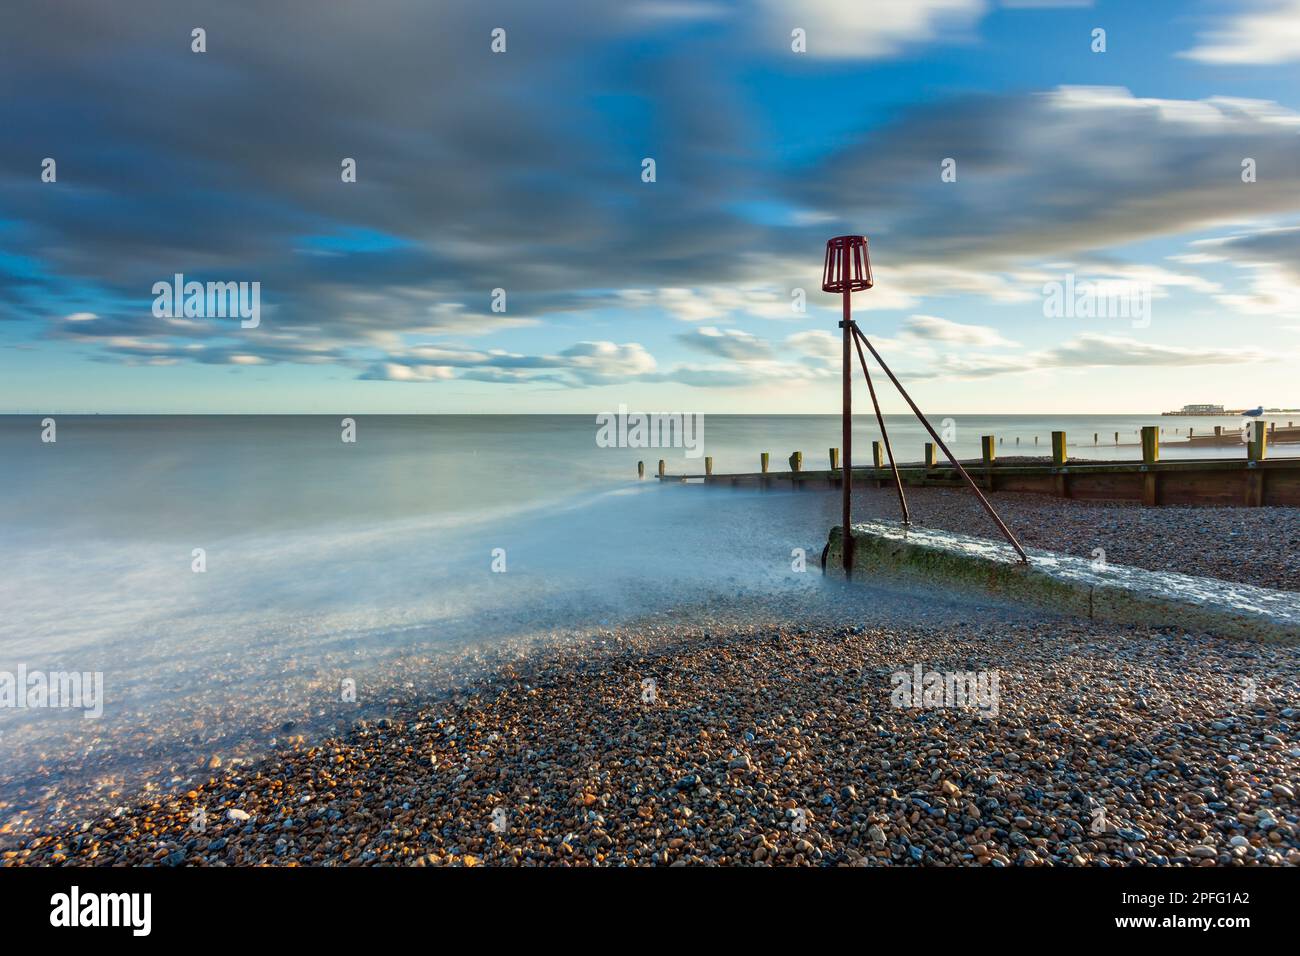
left=822, top=234, right=1029, bottom=567
left=822, top=237, right=872, bottom=577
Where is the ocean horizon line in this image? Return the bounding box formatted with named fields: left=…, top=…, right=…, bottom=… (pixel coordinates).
left=0, top=410, right=1220, bottom=418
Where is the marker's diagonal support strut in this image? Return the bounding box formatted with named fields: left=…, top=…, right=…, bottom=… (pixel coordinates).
left=851, top=322, right=1030, bottom=565
left=850, top=325, right=911, bottom=526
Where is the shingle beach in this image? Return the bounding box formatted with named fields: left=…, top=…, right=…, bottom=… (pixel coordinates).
left=6, top=486, right=1298, bottom=867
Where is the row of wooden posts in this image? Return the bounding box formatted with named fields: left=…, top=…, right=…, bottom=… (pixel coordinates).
left=1173, top=421, right=1292, bottom=437
left=634, top=422, right=1275, bottom=479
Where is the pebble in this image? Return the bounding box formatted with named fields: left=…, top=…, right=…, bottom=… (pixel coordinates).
left=852, top=485, right=1300, bottom=590
left=6, top=586, right=1298, bottom=868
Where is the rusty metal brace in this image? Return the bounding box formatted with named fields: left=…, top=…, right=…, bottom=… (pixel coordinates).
left=851, top=321, right=1029, bottom=565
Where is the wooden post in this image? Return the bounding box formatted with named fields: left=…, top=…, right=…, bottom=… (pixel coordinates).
left=705, top=456, right=713, bottom=477
left=1140, top=426, right=1159, bottom=506
left=1051, top=431, right=1068, bottom=497
left=760, top=452, right=770, bottom=474
left=1249, top=421, right=1268, bottom=461
left=638, top=461, right=645, bottom=480
left=1189, top=427, right=1193, bottom=437
left=658, top=459, right=665, bottom=479
left=1114, top=431, right=1119, bottom=445
left=981, top=435, right=995, bottom=491
left=789, top=451, right=803, bottom=472
left=1093, top=432, right=1098, bottom=445
left=1051, top=431, right=1067, bottom=466
left=1141, top=426, right=1159, bottom=462
left=1214, top=425, right=1222, bottom=436
left=924, top=442, right=937, bottom=468
left=1247, top=422, right=1267, bottom=506
left=829, top=447, right=840, bottom=471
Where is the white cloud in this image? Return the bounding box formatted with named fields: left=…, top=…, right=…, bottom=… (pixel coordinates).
left=757, top=0, right=986, bottom=59
left=786, top=329, right=840, bottom=361
left=678, top=326, right=774, bottom=361
left=618, top=284, right=819, bottom=323
left=1213, top=262, right=1300, bottom=316
left=363, top=340, right=656, bottom=386
left=617, top=288, right=727, bottom=323
left=900, top=314, right=1018, bottom=347
left=374, top=363, right=456, bottom=382
left=1180, top=0, right=1300, bottom=64
left=560, top=341, right=658, bottom=383
left=927, top=333, right=1274, bottom=379
left=1188, top=227, right=1300, bottom=316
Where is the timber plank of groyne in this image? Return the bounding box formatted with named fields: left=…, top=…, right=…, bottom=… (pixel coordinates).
left=1187, top=425, right=1300, bottom=446
left=658, top=457, right=1300, bottom=507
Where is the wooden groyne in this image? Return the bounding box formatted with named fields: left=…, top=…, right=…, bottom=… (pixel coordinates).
left=1184, top=422, right=1300, bottom=447
left=644, top=424, right=1300, bottom=508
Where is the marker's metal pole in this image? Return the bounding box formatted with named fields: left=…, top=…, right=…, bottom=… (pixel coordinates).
left=841, top=278, right=853, bottom=577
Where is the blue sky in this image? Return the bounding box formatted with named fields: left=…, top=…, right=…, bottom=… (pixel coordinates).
left=1, top=0, right=1298, bottom=413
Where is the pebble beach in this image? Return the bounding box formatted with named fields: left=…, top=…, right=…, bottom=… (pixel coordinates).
left=5, top=485, right=1299, bottom=867
left=10, top=604, right=1300, bottom=867
left=849, top=479, right=1300, bottom=591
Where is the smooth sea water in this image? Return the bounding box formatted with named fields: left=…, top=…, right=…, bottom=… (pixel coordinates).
left=0, top=413, right=1294, bottom=830
left=2, top=411, right=1282, bottom=536
left=0, top=412, right=1291, bottom=666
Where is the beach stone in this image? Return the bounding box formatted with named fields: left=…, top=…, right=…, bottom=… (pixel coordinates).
left=7, top=575, right=1300, bottom=869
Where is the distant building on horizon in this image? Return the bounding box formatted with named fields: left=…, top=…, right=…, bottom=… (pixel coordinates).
left=1163, top=403, right=1226, bottom=416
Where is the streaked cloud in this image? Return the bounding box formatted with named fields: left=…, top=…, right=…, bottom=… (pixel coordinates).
left=926, top=333, right=1275, bottom=380
left=800, top=87, right=1300, bottom=268
left=677, top=326, right=774, bottom=361
left=0, top=1, right=1296, bottom=410
left=900, top=315, right=1018, bottom=347
left=362, top=340, right=658, bottom=387
left=756, top=0, right=986, bottom=59
left=1180, top=0, right=1300, bottom=65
